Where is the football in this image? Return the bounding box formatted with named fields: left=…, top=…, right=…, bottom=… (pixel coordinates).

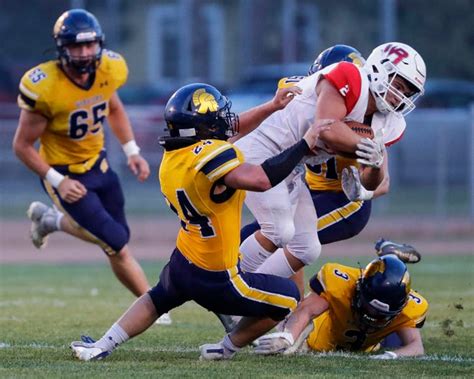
left=345, top=121, right=374, bottom=139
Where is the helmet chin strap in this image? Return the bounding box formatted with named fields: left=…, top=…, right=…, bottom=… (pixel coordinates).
left=59, top=44, right=102, bottom=75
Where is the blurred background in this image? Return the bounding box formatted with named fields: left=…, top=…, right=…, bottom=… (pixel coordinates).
left=0, top=0, right=473, bottom=238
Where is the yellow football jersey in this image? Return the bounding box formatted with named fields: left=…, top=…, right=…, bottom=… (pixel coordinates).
left=306, top=263, right=428, bottom=352
left=17, top=50, right=128, bottom=166
left=305, top=156, right=359, bottom=192
left=159, top=139, right=246, bottom=271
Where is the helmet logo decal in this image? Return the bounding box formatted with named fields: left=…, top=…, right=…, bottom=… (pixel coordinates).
left=364, top=259, right=385, bottom=277
left=348, top=52, right=363, bottom=67
left=383, top=44, right=409, bottom=65
left=192, top=89, right=218, bottom=114
left=402, top=271, right=411, bottom=294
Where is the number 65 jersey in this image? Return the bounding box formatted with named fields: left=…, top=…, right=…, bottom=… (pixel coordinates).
left=159, top=139, right=246, bottom=271
left=17, top=50, right=128, bottom=166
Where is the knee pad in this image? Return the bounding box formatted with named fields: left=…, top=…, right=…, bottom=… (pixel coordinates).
left=287, top=234, right=321, bottom=266
left=260, top=219, right=295, bottom=248
left=100, top=220, right=130, bottom=253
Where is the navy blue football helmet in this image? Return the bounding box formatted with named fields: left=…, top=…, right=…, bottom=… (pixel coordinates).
left=353, top=254, right=411, bottom=331
left=308, top=44, right=365, bottom=75
left=53, top=9, right=105, bottom=74
left=164, top=83, right=238, bottom=140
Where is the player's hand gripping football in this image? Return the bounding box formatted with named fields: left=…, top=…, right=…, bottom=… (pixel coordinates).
left=254, top=332, right=294, bottom=355
left=341, top=165, right=374, bottom=201
left=303, top=119, right=334, bottom=150
left=57, top=177, right=87, bottom=203
left=356, top=129, right=385, bottom=168
left=271, top=86, right=302, bottom=111
left=128, top=154, right=150, bottom=182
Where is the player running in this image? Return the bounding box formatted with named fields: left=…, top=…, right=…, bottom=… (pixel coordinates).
left=13, top=9, right=151, bottom=297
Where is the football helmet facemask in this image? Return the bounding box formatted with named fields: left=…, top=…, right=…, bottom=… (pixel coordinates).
left=353, top=255, right=411, bottom=331
left=364, top=42, right=426, bottom=116
left=308, top=44, right=365, bottom=75
left=53, top=9, right=105, bottom=75
left=164, top=83, right=239, bottom=141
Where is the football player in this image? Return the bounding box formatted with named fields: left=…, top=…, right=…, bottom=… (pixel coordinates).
left=70, top=83, right=330, bottom=361
left=237, top=42, right=426, bottom=284
left=254, top=254, right=428, bottom=359
left=240, top=45, right=421, bottom=269
left=13, top=9, right=150, bottom=297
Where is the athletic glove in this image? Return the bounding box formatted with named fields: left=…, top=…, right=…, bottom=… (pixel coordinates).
left=254, top=332, right=294, bottom=355
left=341, top=166, right=374, bottom=201
left=356, top=130, right=385, bottom=168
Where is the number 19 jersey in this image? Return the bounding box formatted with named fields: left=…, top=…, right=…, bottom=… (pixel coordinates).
left=159, top=139, right=246, bottom=271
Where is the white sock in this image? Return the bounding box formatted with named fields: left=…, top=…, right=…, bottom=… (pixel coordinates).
left=223, top=333, right=241, bottom=353
left=240, top=234, right=274, bottom=272
left=55, top=212, right=64, bottom=231
left=95, top=323, right=129, bottom=352
left=256, top=248, right=295, bottom=278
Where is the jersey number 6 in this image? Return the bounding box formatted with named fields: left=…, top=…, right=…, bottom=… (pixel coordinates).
left=69, top=102, right=107, bottom=140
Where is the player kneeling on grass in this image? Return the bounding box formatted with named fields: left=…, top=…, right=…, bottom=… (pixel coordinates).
left=70, top=82, right=331, bottom=361
left=254, top=254, right=428, bottom=359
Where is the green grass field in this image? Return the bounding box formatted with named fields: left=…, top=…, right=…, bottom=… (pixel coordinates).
left=1, top=255, right=473, bottom=378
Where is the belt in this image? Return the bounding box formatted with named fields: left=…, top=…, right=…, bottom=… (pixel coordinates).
left=53, top=151, right=106, bottom=174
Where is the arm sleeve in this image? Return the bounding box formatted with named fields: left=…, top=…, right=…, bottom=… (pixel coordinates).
left=261, top=139, right=310, bottom=187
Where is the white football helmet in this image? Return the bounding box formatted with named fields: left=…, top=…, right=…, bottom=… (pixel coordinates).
left=364, top=42, right=426, bottom=116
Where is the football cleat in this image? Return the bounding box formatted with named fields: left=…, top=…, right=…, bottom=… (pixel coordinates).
left=155, top=312, right=173, bottom=325
left=375, top=238, right=421, bottom=264
left=199, top=340, right=236, bottom=361
left=70, top=335, right=110, bottom=361
left=27, top=201, right=60, bottom=249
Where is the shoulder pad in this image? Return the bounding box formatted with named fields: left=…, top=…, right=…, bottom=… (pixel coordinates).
left=312, top=263, right=358, bottom=296
left=322, top=62, right=363, bottom=113
left=404, top=290, right=429, bottom=327
left=18, top=61, right=57, bottom=113
left=99, top=50, right=129, bottom=89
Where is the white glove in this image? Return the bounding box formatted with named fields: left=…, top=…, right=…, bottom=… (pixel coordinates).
left=356, top=130, right=385, bottom=168
left=254, top=332, right=294, bottom=355
left=341, top=166, right=374, bottom=201
left=370, top=351, right=398, bottom=360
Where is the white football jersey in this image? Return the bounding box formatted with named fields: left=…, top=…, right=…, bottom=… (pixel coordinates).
left=370, top=112, right=406, bottom=146
left=234, top=63, right=370, bottom=167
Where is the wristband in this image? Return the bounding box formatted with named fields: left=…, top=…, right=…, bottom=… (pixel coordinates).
left=45, top=168, right=65, bottom=188
left=360, top=187, right=375, bottom=200
left=122, top=140, right=140, bottom=157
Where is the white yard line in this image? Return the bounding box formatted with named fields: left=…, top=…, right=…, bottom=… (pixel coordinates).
left=1, top=342, right=473, bottom=363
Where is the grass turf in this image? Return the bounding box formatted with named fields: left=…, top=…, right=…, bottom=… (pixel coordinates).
left=0, top=255, right=473, bottom=378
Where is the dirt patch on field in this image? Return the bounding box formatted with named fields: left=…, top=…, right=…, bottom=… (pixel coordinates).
left=0, top=217, right=472, bottom=264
